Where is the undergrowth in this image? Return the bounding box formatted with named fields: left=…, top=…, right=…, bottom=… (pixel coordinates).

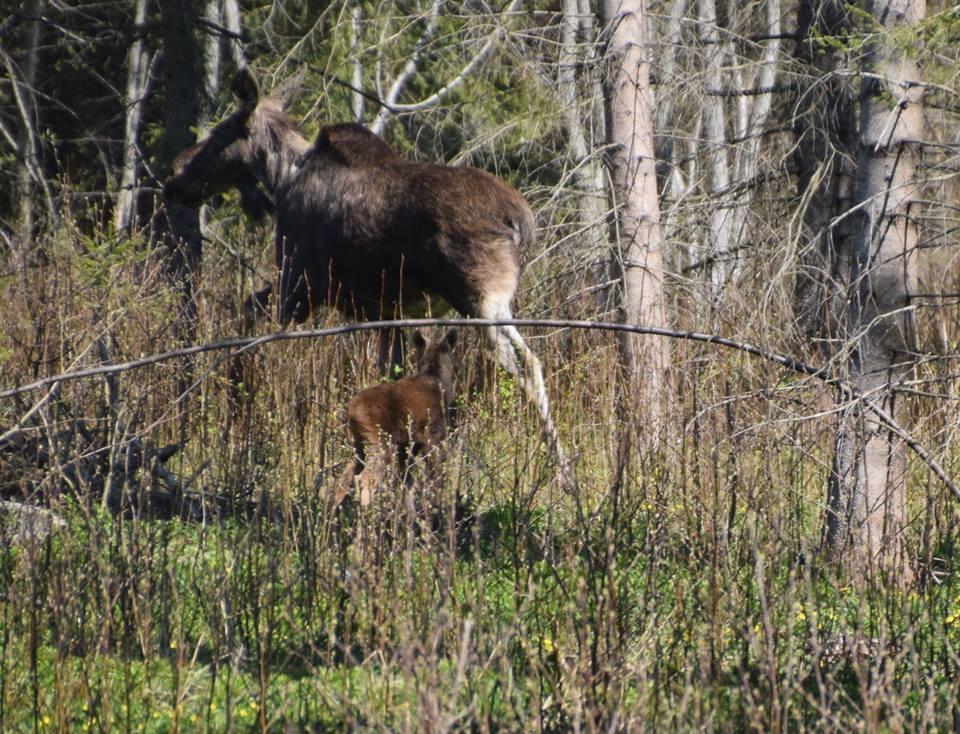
left=2, top=211, right=960, bottom=732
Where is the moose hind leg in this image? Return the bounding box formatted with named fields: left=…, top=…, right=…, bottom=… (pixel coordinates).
left=479, top=296, right=570, bottom=485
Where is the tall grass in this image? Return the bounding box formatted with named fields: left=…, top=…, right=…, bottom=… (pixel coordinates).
left=2, top=203, right=960, bottom=733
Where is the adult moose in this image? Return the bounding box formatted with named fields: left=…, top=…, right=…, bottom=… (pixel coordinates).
left=163, top=68, right=569, bottom=482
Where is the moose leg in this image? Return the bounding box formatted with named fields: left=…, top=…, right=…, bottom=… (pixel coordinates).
left=227, top=283, right=274, bottom=423
left=479, top=296, right=573, bottom=489
left=351, top=439, right=391, bottom=507
left=241, top=283, right=273, bottom=329
left=353, top=460, right=383, bottom=508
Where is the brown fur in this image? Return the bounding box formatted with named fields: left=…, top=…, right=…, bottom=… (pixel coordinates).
left=162, top=69, right=534, bottom=326
left=163, top=71, right=308, bottom=213
left=274, top=122, right=533, bottom=323
left=344, top=330, right=457, bottom=505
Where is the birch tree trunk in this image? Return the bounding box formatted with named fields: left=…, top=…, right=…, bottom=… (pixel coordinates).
left=697, top=0, right=733, bottom=298
left=222, top=0, right=244, bottom=68
left=726, top=0, right=781, bottom=282
left=560, top=0, right=608, bottom=298
left=825, top=0, right=924, bottom=582
left=14, top=0, right=44, bottom=239
left=350, top=1, right=365, bottom=122
left=202, top=0, right=222, bottom=121
left=114, top=0, right=151, bottom=233
left=653, top=0, right=685, bottom=191
left=601, top=0, right=671, bottom=436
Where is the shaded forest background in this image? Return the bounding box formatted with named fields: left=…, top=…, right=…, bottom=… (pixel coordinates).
left=2, top=0, right=960, bottom=731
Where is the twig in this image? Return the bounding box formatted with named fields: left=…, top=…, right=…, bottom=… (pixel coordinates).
left=194, top=15, right=244, bottom=41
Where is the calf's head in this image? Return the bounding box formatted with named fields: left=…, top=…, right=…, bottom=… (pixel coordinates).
left=413, top=329, right=458, bottom=394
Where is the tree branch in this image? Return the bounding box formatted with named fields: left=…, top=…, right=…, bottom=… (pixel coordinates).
left=378, top=0, right=523, bottom=116
left=370, top=0, right=441, bottom=135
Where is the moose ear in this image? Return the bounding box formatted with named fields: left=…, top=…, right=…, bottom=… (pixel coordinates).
left=231, top=67, right=260, bottom=110
left=272, top=66, right=306, bottom=110
left=440, top=329, right=458, bottom=352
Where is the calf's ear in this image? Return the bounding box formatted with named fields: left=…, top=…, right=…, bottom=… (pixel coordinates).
left=440, top=329, right=458, bottom=352
left=232, top=67, right=260, bottom=110
left=412, top=330, right=427, bottom=356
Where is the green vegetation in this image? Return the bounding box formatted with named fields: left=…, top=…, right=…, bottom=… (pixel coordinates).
left=4, top=453, right=960, bottom=731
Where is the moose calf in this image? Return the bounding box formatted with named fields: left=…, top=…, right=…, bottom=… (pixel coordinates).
left=344, top=330, right=457, bottom=506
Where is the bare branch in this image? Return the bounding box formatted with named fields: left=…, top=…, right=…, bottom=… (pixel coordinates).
left=369, top=0, right=441, bottom=135
left=377, top=0, right=523, bottom=117
left=0, top=36, right=56, bottom=225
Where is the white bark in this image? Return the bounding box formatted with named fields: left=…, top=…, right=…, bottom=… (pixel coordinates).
left=369, top=0, right=441, bottom=133
left=202, top=0, right=222, bottom=118
left=350, top=1, right=365, bottom=123
left=653, top=0, right=692, bottom=274
left=826, top=0, right=925, bottom=582
left=10, top=0, right=53, bottom=236
left=370, top=0, right=521, bottom=135
left=734, top=0, right=780, bottom=181
left=602, top=0, right=671, bottom=434
left=725, top=0, right=781, bottom=281
left=697, top=0, right=733, bottom=298
left=653, top=0, right=685, bottom=149
left=665, top=110, right=701, bottom=272
left=560, top=0, right=608, bottom=280
left=222, top=0, right=244, bottom=68
left=114, top=0, right=151, bottom=233
left=576, top=0, right=593, bottom=36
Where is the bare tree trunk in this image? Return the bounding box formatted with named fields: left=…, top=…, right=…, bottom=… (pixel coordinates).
left=792, top=0, right=857, bottom=345
left=825, top=0, right=925, bottom=583
left=653, top=0, right=685, bottom=190
left=726, top=0, right=781, bottom=282
left=222, top=0, right=244, bottom=69
left=697, top=0, right=733, bottom=298
left=157, top=0, right=203, bottom=334
left=201, top=0, right=222, bottom=121
left=13, top=0, right=45, bottom=239
left=601, top=0, right=671, bottom=438
left=560, top=0, right=609, bottom=302
left=350, top=1, right=365, bottom=122
left=114, top=0, right=151, bottom=233
left=664, top=112, right=701, bottom=272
